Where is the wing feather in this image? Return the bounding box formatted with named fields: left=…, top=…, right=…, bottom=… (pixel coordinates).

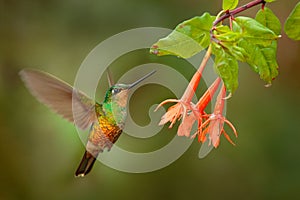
left=19, top=69, right=98, bottom=130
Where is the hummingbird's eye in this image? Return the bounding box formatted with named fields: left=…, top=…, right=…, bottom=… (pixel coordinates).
left=112, top=88, right=121, bottom=94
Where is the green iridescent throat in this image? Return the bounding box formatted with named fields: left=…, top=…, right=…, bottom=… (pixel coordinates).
left=102, top=87, right=127, bottom=127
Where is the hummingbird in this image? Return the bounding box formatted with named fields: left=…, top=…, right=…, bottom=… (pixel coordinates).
left=20, top=69, right=155, bottom=177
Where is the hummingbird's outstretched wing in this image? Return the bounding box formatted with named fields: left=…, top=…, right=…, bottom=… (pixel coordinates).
left=20, top=69, right=98, bottom=130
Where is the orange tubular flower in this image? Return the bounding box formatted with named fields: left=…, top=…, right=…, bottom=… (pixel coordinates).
left=197, top=83, right=238, bottom=148
left=179, top=77, right=222, bottom=137
left=156, top=45, right=237, bottom=145
left=155, top=46, right=212, bottom=136
left=186, top=77, right=222, bottom=138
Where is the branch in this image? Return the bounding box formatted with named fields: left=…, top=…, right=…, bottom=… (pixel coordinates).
left=210, top=0, right=266, bottom=43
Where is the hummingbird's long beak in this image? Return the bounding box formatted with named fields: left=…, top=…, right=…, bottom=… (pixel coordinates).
left=128, top=70, right=156, bottom=89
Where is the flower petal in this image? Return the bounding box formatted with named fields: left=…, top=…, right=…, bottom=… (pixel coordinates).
left=158, top=103, right=182, bottom=127
left=209, top=119, right=224, bottom=148
left=177, top=112, right=196, bottom=137
left=154, top=99, right=179, bottom=112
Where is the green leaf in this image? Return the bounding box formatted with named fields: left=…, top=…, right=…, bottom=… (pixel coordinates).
left=222, top=0, right=239, bottom=10
left=221, top=42, right=248, bottom=62
left=150, top=12, right=215, bottom=58
left=210, top=16, right=279, bottom=87
left=242, top=40, right=278, bottom=83
left=284, top=2, right=300, bottom=40
left=235, top=16, right=279, bottom=46
left=213, top=25, right=248, bottom=62
left=215, top=25, right=240, bottom=42
left=233, top=21, right=279, bottom=83
left=260, top=41, right=279, bottom=82
left=214, top=16, right=280, bottom=64
left=150, top=31, right=204, bottom=58
left=265, top=0, right=276, bottom=2
left=256, top=7, right=281, bottom=35
left=212, top=43, right=239, bottom=93
left=221, top=17, right=278, bottom=84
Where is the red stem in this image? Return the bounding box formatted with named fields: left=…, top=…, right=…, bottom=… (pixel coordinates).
left=214, top=0, right=266, bottom=26
left=210, top=0, right=266, bottom=42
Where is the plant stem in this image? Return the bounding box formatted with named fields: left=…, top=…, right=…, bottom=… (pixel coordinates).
left=214, top=0, right=265, bottom=26
left=210, top=0, right=266, bottom=42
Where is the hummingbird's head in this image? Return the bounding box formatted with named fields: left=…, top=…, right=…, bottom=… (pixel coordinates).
left=104, top=84, right=130, bottom=107
left=103, top=70, right=156, bottom=107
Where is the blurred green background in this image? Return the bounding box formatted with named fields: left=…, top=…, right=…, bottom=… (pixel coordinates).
left=1, top=0, right=300, bottom=199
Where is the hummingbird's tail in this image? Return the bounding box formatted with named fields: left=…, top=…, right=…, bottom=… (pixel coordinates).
left=75, top=151, right=97, bottom=177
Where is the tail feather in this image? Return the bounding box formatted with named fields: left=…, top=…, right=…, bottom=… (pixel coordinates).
left=75, top=151, right=97, bottom=177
